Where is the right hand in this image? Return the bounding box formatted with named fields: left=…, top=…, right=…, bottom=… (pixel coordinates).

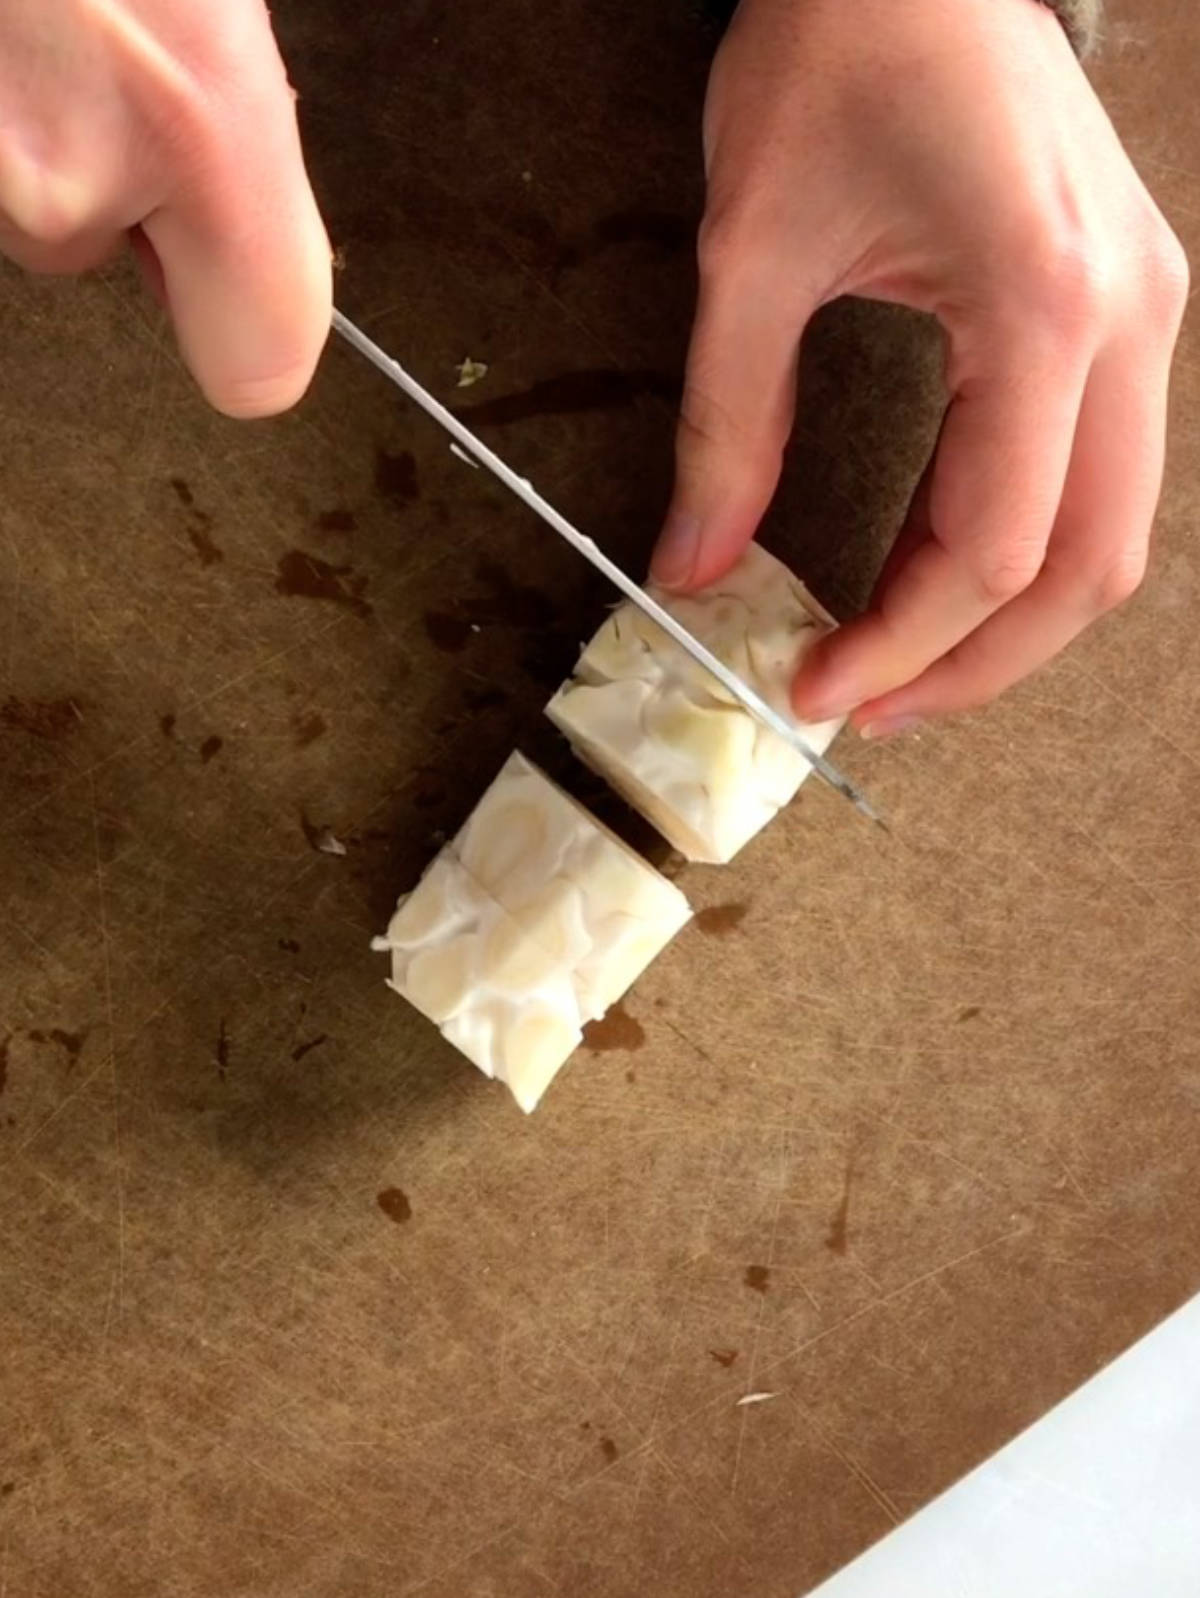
left=0, top=0, right=331, bottom=417
left=652, top=0, right=1188, bottom=734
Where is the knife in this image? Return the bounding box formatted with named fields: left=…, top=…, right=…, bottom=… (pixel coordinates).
left=331, top=309, right=883, bottom=827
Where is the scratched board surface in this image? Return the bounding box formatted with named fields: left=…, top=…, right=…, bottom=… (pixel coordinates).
left=2, top=2, right=1199, bottom=1594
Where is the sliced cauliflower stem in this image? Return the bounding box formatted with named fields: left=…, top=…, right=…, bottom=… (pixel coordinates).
left=373, top=753, right=691, bottom=1112
left=546, top=542, right=845, bottom=864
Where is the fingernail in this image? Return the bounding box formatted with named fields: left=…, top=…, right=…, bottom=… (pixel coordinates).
left=792, top=677, right=860, bottom=724
left=650, top=511, right=701, bottom=589
left=858, top=715, right=922, bottom=741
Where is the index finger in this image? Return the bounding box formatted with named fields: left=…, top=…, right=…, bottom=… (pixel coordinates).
left=141, top=33, right=331, bottom=417
left=792, top=334, right=1090, bottom=722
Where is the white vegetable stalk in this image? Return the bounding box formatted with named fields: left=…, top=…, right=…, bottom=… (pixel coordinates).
left=547, top=543, right=846, bottom=864
left=373, top=754, right=691, bottom=1112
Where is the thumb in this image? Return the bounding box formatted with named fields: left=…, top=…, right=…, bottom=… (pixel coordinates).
left=650, top=250, right=811, bottom=591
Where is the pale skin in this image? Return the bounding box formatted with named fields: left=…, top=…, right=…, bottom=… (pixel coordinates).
left=0, top=0, right=1188, bottom=728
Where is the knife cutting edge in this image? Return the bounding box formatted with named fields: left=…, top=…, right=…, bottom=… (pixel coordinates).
left=331, top=308, right=884, bottom=828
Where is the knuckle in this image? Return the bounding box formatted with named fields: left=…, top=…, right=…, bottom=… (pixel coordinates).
left=695, top=182, right=778, bottom=287
left=145, top=70, right=229, bottom=180
left=695, top=209, right=745, bottom=286
left=676, top=382, right=761, bottom=460
left=1009, top=208, right=1113, bottom=334
left=1090, top=547, right=1148, bottom=612
left=1033, top=238, right=1111, bottom=331
left=972, top=541, right=1044, bottom=604
left=1143, top=220, right=1190, bottom=325
left=12, top=172, right=93, bottom=249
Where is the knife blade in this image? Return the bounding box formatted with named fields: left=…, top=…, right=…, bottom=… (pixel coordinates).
left=331, top=309, right=883, bottom=827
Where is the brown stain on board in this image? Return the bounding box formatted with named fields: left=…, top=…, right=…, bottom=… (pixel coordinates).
left=2, top=697, right=84, bottom=739
left=744, top=1265, right=770, bottom=1294
left=278, top=939, right=301, bottom=954
left=543, top=208, right=691, bottom=283
left=453, top=369, right=676, bottom=428
left=583, top=1002, right=645, bottom=1054
left=170, top=478, right=223, bottom=564
left=374, top=448, right=419, bottom=503
left=520, top=629, right=578, bottom=689
left=199, top=736, right=223, bottom=765
left=293, top=712, right=326, bottom=748
left=826, top=1151, right=862, bottom=1256
left=709, top=1348, right=739, bottom=1368
left=159, top=713, right=176, bottom=739
left=473, top=559, right=554, bottom=629
left=291, top=1035, right=328, bottom=1063
left=599, top=1437, right=619, bottom=1464
left=186, top=519, right=224, bottom=567
left=423, top=612, right=473, bottom=654
left=377, top=1187, right=412, bottom=1224
left=423, top=560, right=554, bottom=656
left=695, top=902, right=748, bottom=937
left=593, top=209, right=690, bottom=253
left=28, top=1029, right=86, bottom=1063
left=216, top=1019, right=230, bottom=1082
left=551, top=209, right=691, bottom=281
left=958, top=1005, right=982, bottom=1023
left=275, top=551, right=372, bottom=619
left=316, top=508, right=356, bottom=534
left=463, top=685, right=510, bottom=713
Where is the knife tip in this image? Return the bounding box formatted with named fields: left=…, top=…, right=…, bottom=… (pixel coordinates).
left=847, top=787, right=887, bottom=830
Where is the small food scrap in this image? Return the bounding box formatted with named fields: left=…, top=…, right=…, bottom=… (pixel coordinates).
left=735, top=1392, right=779, bottom=1408
left=301, top=813, right=348, bottom=856
left=455, top=357, right=489, bottom=389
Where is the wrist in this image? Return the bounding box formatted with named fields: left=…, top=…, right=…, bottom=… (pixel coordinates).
left=703, top=1, right=1103, bottom=57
